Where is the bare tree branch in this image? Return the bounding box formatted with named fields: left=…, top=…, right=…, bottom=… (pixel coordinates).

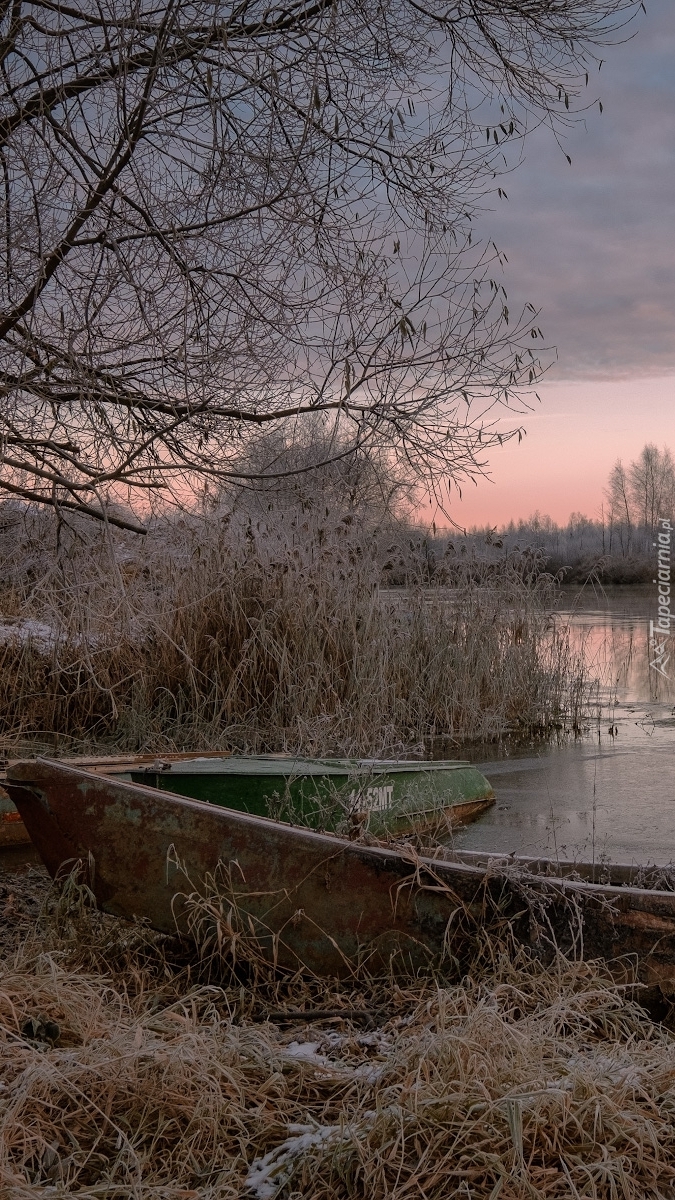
left=0, top=0, right=640, bottom=531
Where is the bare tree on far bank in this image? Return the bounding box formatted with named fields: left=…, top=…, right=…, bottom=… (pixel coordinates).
left=0, top=0, right=640, bottom=532
left=606, top=445, right=675, bottom=535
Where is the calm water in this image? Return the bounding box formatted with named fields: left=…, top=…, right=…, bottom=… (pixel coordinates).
left=456, top=585, right=675, bottom=866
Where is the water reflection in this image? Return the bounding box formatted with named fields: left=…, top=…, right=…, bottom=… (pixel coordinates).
left=563, top=586, right=675, bottom=708
left=455, top=585, right=675, bottom=865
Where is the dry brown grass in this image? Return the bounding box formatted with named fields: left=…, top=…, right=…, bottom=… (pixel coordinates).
left=0, top=505, right=590, bottom=756
left=2, top=871, right=675, bottom=1198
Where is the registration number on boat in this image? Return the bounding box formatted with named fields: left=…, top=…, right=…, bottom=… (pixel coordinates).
left=348, top=784, right=394, bottom=812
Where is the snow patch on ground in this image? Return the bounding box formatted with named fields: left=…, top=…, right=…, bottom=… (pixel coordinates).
left=0, top=618, right=105, bottom=652
left=0, top=619, right=63, bottom=652
left=280, top=1034, right=391, bottom=1085
left=282, top=1040, right=332, bottom=1067
left=246, top=1123, right=348, bottom=1199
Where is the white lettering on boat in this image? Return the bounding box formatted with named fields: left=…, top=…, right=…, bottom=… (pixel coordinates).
left=348, top=784, right=394, bottom=812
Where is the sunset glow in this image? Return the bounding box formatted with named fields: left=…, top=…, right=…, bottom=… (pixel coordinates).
left=443, top=374, right=675, bottom=530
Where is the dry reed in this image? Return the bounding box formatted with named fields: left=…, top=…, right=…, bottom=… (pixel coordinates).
left=0, top=504, right=590, bottom=756
left=2, top=869, right=675, bottom=1198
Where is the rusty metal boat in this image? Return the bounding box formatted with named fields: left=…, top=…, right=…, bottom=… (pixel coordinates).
left=0, top=752, right=494, bottom=846
left=6, top=758, right=675, bottom=990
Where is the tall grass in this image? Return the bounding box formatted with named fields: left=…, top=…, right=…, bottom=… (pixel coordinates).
left=0, top=502, right=589, bottom=755
left=2, top=870, right=675, bottom=1198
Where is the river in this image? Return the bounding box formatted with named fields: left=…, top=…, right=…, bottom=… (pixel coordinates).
left=455, top=584, right=675, bottom=866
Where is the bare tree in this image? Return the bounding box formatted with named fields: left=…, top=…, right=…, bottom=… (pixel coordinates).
left=218, top=423, right=417, bottom=523
left=628, top=444, right=675, bottom=530
left=606, top=446, right=675, bottom=543
left=606, top=460, right=632, bottom=528
left=0, top=0, right=639, bottom=532
left=605, top=458, right=633, bottom=553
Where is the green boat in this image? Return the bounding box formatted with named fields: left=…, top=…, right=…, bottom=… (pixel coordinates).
left=0, top=753, right=494, bottom=845
left=117, top=755, right=495, bottom=836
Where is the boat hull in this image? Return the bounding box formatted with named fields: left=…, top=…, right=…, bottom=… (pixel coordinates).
left=123, top=756, right=495, bottom=835
left=7, top=758, right=675, bottom=989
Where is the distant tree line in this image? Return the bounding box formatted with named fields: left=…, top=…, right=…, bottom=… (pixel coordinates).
left=420, top=444, right=675, bottom=586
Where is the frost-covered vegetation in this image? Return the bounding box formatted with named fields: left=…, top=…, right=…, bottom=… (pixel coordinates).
left=446, top=444, right=675, bottom=585
left=3, top=868, right=675, bottom=1199
left=0, top=492, right=587, bottom=755
left=445, top=513, right=654, bottom=585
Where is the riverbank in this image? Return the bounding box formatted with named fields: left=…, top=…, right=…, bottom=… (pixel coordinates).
left=442, top=519, right=657, bottom=586
left=2, top=861, right=675, bottom=1198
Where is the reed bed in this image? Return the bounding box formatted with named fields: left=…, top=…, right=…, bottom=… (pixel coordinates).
left=1, top=869, right=675, bottom=1198
left=0, top=504, right=590, bottom=755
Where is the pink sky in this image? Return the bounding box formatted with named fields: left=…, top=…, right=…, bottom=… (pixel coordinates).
left=438, top=374, right=675, bottom=530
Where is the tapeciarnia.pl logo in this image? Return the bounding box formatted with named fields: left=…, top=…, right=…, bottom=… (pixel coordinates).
left=650, top=517, right=672, bottom=678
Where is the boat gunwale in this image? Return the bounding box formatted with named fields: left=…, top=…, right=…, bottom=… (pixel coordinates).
left=124, top=758, right=479, bottom=778
left=1, top=753, right=480, bottom=783
left=0, top=750, right=233, bottom=785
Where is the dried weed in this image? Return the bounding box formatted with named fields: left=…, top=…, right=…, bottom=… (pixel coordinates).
left=0, top=505, right=590, bottom=755
left=1, top=871, right=675, bottom=1198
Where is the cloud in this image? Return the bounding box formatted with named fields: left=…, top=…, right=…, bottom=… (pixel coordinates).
left=473, top=0, right=675, bottom=381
